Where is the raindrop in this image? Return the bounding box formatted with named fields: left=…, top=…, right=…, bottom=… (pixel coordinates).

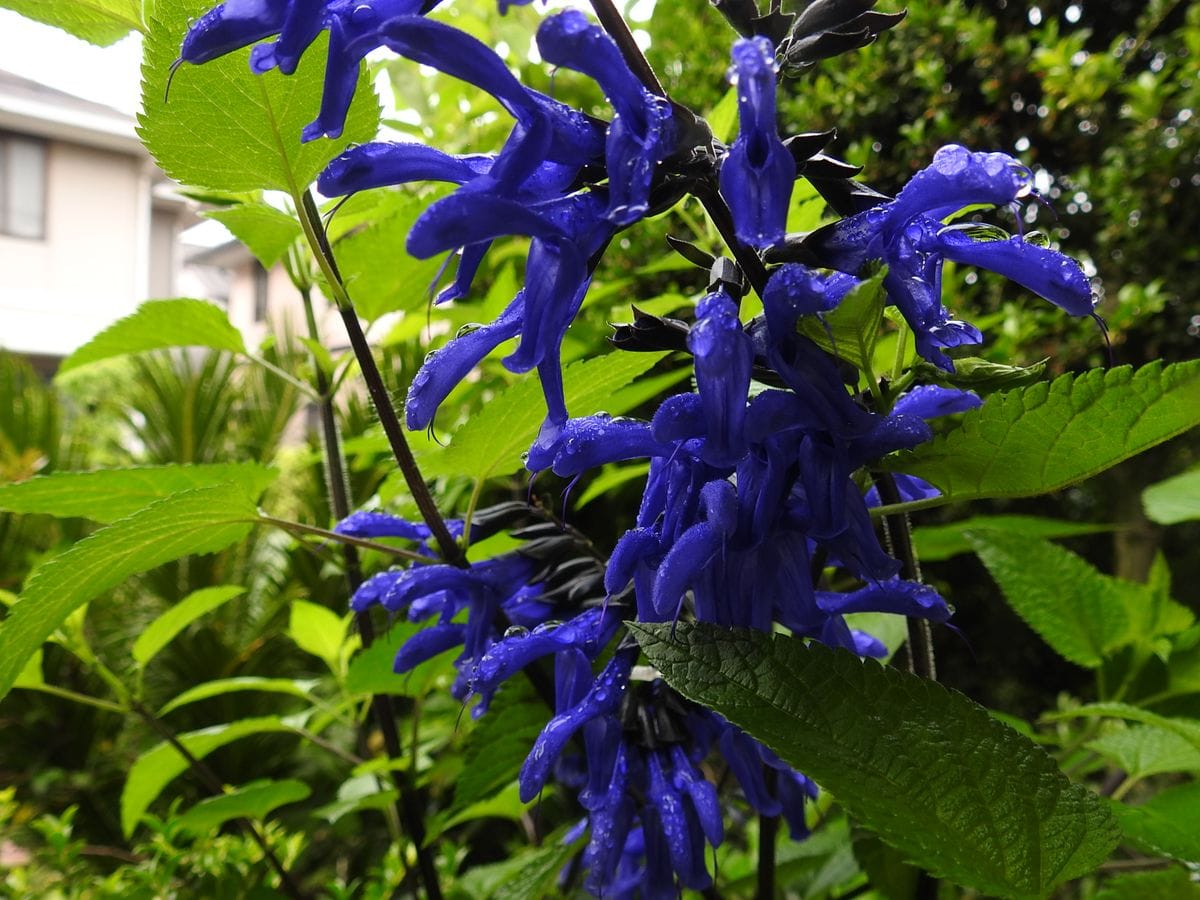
left=503, top=625, right=530, bottom=639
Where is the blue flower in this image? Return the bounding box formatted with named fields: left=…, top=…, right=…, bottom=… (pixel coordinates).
left=718, top=37, right=796, bottom=249
left=810, top=144, right=1094, bottom=369
left=536, top=10, right=675, bottom=225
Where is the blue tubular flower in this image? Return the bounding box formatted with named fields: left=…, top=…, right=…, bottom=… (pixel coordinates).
left=180, top=0, right=290, bottom=65
left=718, top=37, right=796, bottom=249
left=811, top=144, right=1094, bottom=369
left=536, top=10, right=674, bottom=225
left=519, top=649, right=636, bottom=802
left=249, top=0, right=331, bottom=75
left=688, top=288, right=753, bottom=467
left=816, top=578, right=951, bottom=622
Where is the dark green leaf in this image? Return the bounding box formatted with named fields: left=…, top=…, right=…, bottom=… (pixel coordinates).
left=139, top=0, right=379, bottom=193
left=0, top=484, right=258, bottom=703
left=884, top=361, right=1200, bottom=505
left=205, top=203, right=302, bottom=269
left=453, top=681, right=545, bottom=812
left=59, top=299, right=247, bottom=373
left=0, top=463, right=275, bottom=524
left=0, top=0, right=141, bottom=46
left=1111, top=781, right=1200, bottom=864
left=632, top=622, right=1119, bottom=897
left=345, top=621, right=453, bottom=699
left=459, top=828, right=581, bottom=900
left=852, top=828, right=921, bottom=900
left=176, top=779, right=311, bottom=835
left=133, top=585, right=247, bottom=667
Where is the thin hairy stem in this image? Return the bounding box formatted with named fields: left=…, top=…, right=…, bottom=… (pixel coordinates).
left=298, top=287, right=444, bottom=900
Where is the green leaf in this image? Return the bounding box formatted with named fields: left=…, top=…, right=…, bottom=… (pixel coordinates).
left=1096, top=866, right=1200, bottom=900
left=912, top=357, right=1049, bottom=394
left=852, top=828, right=922, bottom=900
left=175, top=778, right=311, bottom=836
left=884, top=361, right=1200, bottom=505
left=332, top=190, right=447, bottom=321
left=159, top=677, right=319, bottom=716
left=0, top=463, right=275, bottom=524
left=288, top=600, right=348, bottom=671
left=452, top=681, right=545, bottom=813
left=138, top=0, right=379, bottom=193
left=14, top=648, right=43, bottom=689
left=0, top=484, right=258, bottom=704
left=205, top=203, right=302, bottom=269
left=133, top=585, right=247, bottom=667
left=966, top=530, right=1137, bottom=668
left=59, top=299, right=247, bottom=373
left=121, top=715, right=297, bottom=836
left=416, top=351, right=670, bottom=482
left=1143, top=468, right=1200, bottom=525
left=1043, top=704, right=1200, bottom=755
left=0, top=0, right=141, bottom=46
left=313, top=773, right=398, bottom=824
left=632, top=623, right=1119, bottom=898
left=1111, top=781, right=1200, bottom=864
left=797, top=268, right=886, bottom=373
left=706, top=87, right=738, bottom=143
left=913, top=515, right=1112, bottom=563
left=345, top=621, right=451, bottom=699
left=459, top=832, right=582, bottom=900
left=1087, top=726, right=1200, bottom=779
left=575, top=462, right=652, bottom=510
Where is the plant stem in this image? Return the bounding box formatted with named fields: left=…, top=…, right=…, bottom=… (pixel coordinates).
left=757, top=767, right=779, bottom=899
left=128, top=697, right=309, bottom=900
left=297, top=286, right=444, bottom=900
left=296, top=189, right=463, bottom=567
left=21, top=683, right=127, bottom=714
left=871, top=472, right=935, bottom=682
left=589, top=0, right=666, bottom=97
left=259, top=514, right=431, bottom=563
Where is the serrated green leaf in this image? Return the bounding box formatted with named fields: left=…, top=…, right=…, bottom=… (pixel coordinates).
left=452, top=681, right=544, bottom=813
left=632, top=623, right=1119, bottom=898
left=1143, top=468, right=1200, bottom=525
left=159, top=677, right=319, bottom=716
left=134, top=585, right=247, bottom=667
left=0, top=463, right=275, bottom=524
left=455, top=825, right=580, bottom=900
left=415, top=351, right=670, bottom=482
left=139, top=0, right=379, bottom=193
left=59, top=299, right=247, bottom=373
left=0, top=0, right=141, bottom=46
left=796, top=268, right=886, bottom=375
left=121, top=715, right=297, bottom=836
left=176, top=778, right=311, bottom=836
left=1110, top=781, right=1200, bottom=864
left=884, top=361, right=1200, bottom=505
left=913, top=515, right=1112, bottom=563
left=1042, top=704, right=1200, bottom=755
left=288, top=600, right=349, bottom=672
left=0, top=484, right=258, bottom=704
left=1095, top=866, right=1200, bottom=900
left=913, top=357, right=1049, bottom=394
left=205, top=203, right=302, bottom=269
left=1087, top=726, right=1200, bottom=779
left=966, top=530, right=1137, bottom=668
left=333, top=190, right=447, bottom=321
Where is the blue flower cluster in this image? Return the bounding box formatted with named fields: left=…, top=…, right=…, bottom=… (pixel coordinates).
left=179, top=2, right=1098, bottom=894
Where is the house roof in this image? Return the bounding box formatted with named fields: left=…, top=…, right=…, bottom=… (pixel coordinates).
left=0, top=67, right=146, bottom=156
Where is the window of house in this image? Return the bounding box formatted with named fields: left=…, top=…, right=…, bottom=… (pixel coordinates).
left=0, top=133, right=47, bottom=239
